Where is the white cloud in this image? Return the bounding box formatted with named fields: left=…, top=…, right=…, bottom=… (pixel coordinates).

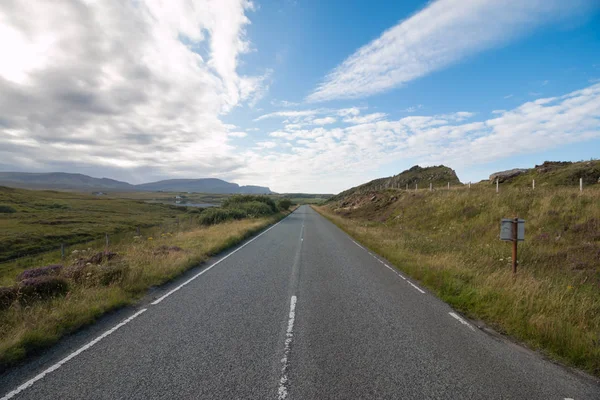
left=504, top=94, right=514, bottom=99
left=312, top=117, right=337, bottom=125
left=243, top=83, right=600, bottom=192
left=401, top=105, right=423, bottom=113
left=228, top=131, right=248, bottom=137
left=255, top=141, right=277, bottom=149
left=343, top=112, right=387, bottom=124
left=307, top=0, right=595, bottom=102
left=254, top=109, right=323, bottom=121
left=0, top=0, right=265, bottom=181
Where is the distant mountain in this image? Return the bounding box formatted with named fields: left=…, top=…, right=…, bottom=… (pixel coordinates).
left=136, top=178, right=271, bottom=194
left=0, top=172, right=134, bottom=190
left=0, top=172, right=271, bottom=194
left=330, top=165, right=460, bottom=201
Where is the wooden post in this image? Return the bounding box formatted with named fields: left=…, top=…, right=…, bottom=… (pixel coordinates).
left=580, top=178, right=583, bottom=192
left=496, top=179, right=499, bottom=193
left=512, top=217, right=518, bottom=274
left=406, top=184, right=408, bottom=190
left=447, top=182, right=450, bottom=190
left=532, top=179, right=535, bottom=190
left=468, top=182, right=471, bottom=189
left=429, top=183, right=432, bottom=191
left=415, top=183, right=418, bottom=191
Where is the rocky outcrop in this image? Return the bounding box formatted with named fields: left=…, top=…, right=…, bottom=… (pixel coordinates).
left=489, top=169, right=527, bottom=183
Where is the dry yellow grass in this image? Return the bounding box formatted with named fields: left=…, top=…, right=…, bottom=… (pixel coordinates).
left=316, top=185, right=600, bottom=376
left=0, top=214, right=285, bottom=369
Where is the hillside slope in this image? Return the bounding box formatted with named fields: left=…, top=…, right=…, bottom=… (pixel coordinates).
left=487, top=160, right=600, bottom=186
left=331, top=165, right=460, bottom=201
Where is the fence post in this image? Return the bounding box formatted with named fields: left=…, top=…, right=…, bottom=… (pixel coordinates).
left=580, top=178, right=583, bottom=192
left=532, top=179, right=535, bottom=190
left=430, top=183, right=432, bottom=192
left=496, top=179, right=499, bottom=194
left=406, top=184, right=408, bottom=191
left=415, top=183, right=418, bottom=191
left=468, top=181, right=471, bottom=189
left=447, top=182, right=450, bottom=190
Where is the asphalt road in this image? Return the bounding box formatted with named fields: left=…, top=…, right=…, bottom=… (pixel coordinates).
left=1, top=205, right=599, bottom=399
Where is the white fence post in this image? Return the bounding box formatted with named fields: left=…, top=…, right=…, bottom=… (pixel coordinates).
left=430, top=183, right=432, bottom=191
left=580, top=178, right=583, bottom=192
left=532, top=179, right=535, bottom=190
left=447, top=182, right=450, bottom=190
left=496, top=179, right=499, bottom=193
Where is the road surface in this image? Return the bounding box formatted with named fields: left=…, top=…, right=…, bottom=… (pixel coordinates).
left=1, top=205, right=598, bottom=399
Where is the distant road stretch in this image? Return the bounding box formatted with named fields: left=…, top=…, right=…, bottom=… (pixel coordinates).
left=1, top=205, right=599, bottom=399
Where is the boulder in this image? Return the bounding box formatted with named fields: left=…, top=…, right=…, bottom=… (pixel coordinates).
left=489, top=169, right=528, bottom=183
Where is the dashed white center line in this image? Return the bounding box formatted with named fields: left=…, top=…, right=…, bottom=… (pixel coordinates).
left=0, top=308, right=147, bottom=400
left=278, top=296, right=297, bottom=400
left=449, top=312, right=476, bottom=331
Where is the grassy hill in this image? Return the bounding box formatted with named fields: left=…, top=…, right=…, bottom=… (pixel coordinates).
left=331, top=165, right=460, bottom=201
left=317, top=164, right=600, bottom=376
left=498, top=160, right=600, bottom=187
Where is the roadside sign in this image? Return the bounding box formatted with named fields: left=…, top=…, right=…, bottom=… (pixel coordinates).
left=500, top=218, right=525, bottom=241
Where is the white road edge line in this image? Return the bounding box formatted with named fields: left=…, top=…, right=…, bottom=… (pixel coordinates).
left=449, top=312, right=476, bottom=331
left=151, top=218, right=286, bottom=305
left=278, top=295, right=297, bottom=400
left=0, top=309, right=147, bottom=400
left=351, top=240, right=365, bottom=250
left=406, top=280, right=425, bottom=294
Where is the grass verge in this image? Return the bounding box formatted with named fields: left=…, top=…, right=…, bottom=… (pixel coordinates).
left=0, top=211, right=288, bottom=371
left=314, top=186, right=600, bottom=377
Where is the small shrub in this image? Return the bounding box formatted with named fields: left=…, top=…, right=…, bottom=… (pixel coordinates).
left=18, top=276, right=69, bottom=304
left=0, top=205, right=16, bottom=213
left=95, top=265, right=128, bottom=286
left=61, top=264, right=90, bottom=284
left=236, top=201, right=274, bottom=217
left=198, top=208, right=247, bottom=225
left=222, top=195, right=278, bottom=213
left=0, top=286, right=18, bottom=310
left=153, top=245, right=184, bottom=255
left=17, top=265, right=63, bottom=281
left=278, top=199, right=292, bottom=211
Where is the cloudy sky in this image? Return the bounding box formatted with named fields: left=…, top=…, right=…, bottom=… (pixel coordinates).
left=1, top=0, right=599, bottom=193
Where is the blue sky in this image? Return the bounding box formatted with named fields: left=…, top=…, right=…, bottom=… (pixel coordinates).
left=0, top=0, right=599, bottom=192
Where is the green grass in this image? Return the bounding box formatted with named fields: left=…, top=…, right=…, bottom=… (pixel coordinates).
left=316, top=184, right=600, bottom=377
left=0, top=186, right=188, bottom=262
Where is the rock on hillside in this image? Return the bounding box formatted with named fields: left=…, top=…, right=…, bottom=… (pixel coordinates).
left=489, top=169, right=528, bottom=183
left=331, top=165, right=460, bottom=201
